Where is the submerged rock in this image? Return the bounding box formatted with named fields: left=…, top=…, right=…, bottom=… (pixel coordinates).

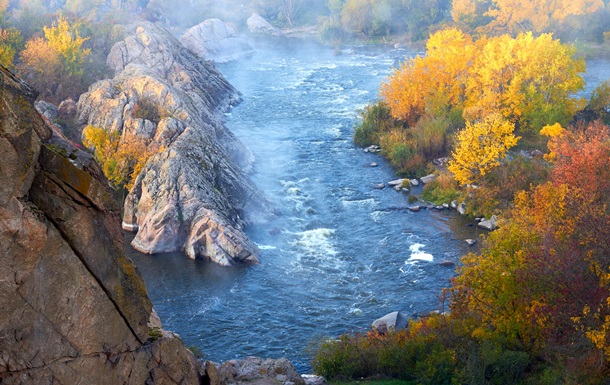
left=78, top=22, right=269, bottom=266
left=181, top=18, right=254, bottom=63
left=0, top=65, right=202, bottom=384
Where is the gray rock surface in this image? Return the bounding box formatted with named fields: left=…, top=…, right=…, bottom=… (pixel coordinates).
left=247, top=13, right=283, bottom=36
left=371, top=311, right=409, bottom=334
left=0, top=65, right=203, bottom=384
left=478, top=215, right=499, bottom=231
left=181, top=19, right=254, bottom=63
left=420, top=174, right=436, bottom=184
left=215, top=357, right=306, bottom=385
left=77, top=22, right=269, bottom=266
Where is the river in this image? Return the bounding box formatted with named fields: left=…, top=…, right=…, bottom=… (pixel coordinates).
left=127, top=39, right=609, bottom=372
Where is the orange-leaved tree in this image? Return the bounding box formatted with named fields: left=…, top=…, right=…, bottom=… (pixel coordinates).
left=82, top=125, right=163, bottom=190
left=452, top=120, right=610, bottom=375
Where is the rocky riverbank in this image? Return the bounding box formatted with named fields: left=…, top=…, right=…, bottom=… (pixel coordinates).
left=77, top=22, right=270, bottom=266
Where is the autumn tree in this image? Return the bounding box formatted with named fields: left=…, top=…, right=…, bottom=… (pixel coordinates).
left=453, top=0, right=606, bottom=34
left=82, top=125, right=163, bottom=190
left=341, top=0, right=373, bottom=35
left=18, top=16, right=90, bottom=102
left=448, top=113, right=519, bottom=185
left=0, top=0, right=23, bottom=69
left=381, top=29, right=585, bottom=131
left=452, top=121, right=610, bottom=376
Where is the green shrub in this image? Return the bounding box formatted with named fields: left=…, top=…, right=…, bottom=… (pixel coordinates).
left=354, top=101, right=397, bottom=147
left=132, top=97, right=162, bottom=124
left=421, top=172, right=461, bottom=204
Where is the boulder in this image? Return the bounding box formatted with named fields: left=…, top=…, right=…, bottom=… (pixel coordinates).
left=388, top=178, right=405, bottom=187
left=457, top=203, right=467, bottom=215
left=180, top=19, right=254, bottom=63
left=420, top=174, right=436, bottom=184
left=217, top=357, right=305, bottom=385
left=0, top=65, right=202, bottom=384
left=410, top=179, right=419, bottom=186
left=78, top=22, right=270, bottom=266
left=370, top=162, right=378, bottom=167
left=303, top=374, right=329, bottom=385
left=478, top=215, right=499, bottom=231
left=374, top=183, right=385, bottom=189
left=465, top=239, right=477, bottom=246
left=58, top=98, right=78, bottom=121
left=247, top=13, right=283, bottom=36
left=372, top=311, right=409, bottom=334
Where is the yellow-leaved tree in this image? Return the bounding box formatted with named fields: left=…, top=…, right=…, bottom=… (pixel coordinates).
left=18, top=16, right=90, bottom=102
left=448, top=113, right=519, bottom=185
left=82, top=125, right=163, bottom=190
left=453, top=0, right=606, bottom=34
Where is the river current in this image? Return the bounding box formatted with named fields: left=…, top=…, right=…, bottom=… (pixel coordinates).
left=128, top=39, right=608, bottom=372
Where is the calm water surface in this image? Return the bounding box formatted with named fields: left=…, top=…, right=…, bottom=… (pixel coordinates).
left=128, top=39, right=608, bottom=372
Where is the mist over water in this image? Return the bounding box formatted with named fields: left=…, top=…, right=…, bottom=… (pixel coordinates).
left=128, top=39, right=609, bottom=372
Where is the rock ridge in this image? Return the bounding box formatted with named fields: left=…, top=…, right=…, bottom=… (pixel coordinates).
left=77, top=22, right=269, bottom=266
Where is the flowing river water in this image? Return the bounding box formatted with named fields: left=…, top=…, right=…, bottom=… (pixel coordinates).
left=127, top=39, right=610, bottom=372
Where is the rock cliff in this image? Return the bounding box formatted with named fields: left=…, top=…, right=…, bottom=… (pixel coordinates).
left=0, top=66, right=204, bottom=384
left=77, top=22, right=268, bottom=266
left=181, top=19, right=254, bottom=63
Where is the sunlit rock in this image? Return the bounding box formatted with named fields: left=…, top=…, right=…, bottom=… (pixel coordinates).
left=78, top=22, right=270, bottom=266
left=372, top=311, right=409, bottom=334
left=0, top=65, right=203, bottom=384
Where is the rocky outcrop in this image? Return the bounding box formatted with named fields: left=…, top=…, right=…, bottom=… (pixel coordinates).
left=214, top=357, right=306, bottom=385
left=247, top=13, right=283, bottom=36
left=181, top=19, right=254, bottom=63
left=77, top=22, right=269, bottom=266
left=0, top=66, right=203, bottom=384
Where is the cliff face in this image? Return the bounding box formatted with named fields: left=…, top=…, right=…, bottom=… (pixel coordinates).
left=0, top=66, right=203, bottom=384
left=77, top=22, right=268, bottom=266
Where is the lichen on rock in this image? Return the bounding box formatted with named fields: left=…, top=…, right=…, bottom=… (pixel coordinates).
left=0, top=65, right=204, bottom=384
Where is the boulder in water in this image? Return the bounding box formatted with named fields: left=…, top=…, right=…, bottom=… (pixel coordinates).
left=180, top=19, right=254, bottom=63
left=247, top=13, right=283, bottom=36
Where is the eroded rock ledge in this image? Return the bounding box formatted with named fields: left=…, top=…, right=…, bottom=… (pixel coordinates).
left=77, top=22, right=269, bottom=266
left=0, top=65, right=203, bottom=384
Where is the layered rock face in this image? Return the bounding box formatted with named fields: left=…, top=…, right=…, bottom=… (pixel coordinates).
left=78, top=22, right=268, bottom=266
left=0, top=66, right=203, bottom=383
left=181, top=19, right=254, bottom=63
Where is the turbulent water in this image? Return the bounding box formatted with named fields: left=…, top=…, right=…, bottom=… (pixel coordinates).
left=128, top=39, right=608, bottom=372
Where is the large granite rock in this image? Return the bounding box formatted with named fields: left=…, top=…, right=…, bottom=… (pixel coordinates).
left=247, top=13, right=283, bottom=36
left=371, top=311, right=409, bottom=334
left=0, top=66, right=203, bottom=384
left=215, top=357, right=306, bottom=385
left=181, top=18, right=254, bottom=63
left=77, top=22, right=269, bottom=266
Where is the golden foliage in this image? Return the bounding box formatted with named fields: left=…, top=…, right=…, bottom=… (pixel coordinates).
left=43, top=15, right=90, bottom=76
left=381, top=29, right=584, bottom=134
left=82, top=125, right=164, bottom=190
left=448, top=113, right=519, bottom=185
